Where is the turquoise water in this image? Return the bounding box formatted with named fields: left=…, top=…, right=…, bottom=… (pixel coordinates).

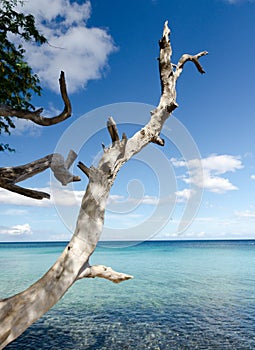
left=1, top=240, right=255, bottom=349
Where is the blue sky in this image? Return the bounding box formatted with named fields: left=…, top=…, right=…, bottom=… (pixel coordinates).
left=1, top=0, right=255, bottom=241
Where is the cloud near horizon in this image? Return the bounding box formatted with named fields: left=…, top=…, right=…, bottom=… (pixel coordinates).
left=0, top=223, right=33, bottom=236
left=171, top=154, right=243, bottom=194
left=17, top=0, right=117, bottom=93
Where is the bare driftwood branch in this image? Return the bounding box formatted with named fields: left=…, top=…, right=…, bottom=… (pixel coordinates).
left=77, top=263, right=134, bottom=283
left=107, top=116, right=120, bottom=143
left=77, top=161, right=90, bottom=178
left=0, top=151, right=81, bottom=199
left=174, top=51, right=208, bottom=79
left=0, top=71, right=72, bottom=126
left=0, top=21, right=207, bottom=348
left=151, top=135, right=165, bottom=146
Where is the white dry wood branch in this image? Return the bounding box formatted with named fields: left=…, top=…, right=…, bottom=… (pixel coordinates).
left=0, top=21, right=207, bottom=349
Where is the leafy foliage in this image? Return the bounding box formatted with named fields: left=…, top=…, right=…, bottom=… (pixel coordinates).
left=0, top=0, right=47, bottom=145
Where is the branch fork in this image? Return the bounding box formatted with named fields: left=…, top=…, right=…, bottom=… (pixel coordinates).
left=0, top=21, right=207, bottom=349
left=0, top=150, right=81, bottom=199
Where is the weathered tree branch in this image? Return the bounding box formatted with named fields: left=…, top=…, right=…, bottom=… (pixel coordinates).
left=77, top=264, right=133, bottom=283
left=174, top=51, right=208, bottom=79
left=151, top=135, right=165, bottom=146
left=0, top=71, right=72, bottom=126
left=77, top=161, right=90, bottom=178
left=51, top=152, right=81, bottom=186
left=107, top=116, right=120, bottom=143
left=0, top=151, right=81, bottom=199
left=0, top=21, right=207, bottom=348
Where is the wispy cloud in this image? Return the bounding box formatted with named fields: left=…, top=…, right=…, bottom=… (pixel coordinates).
left=224, top=0, right=255, bottom=4
left=158, top=230, right=206, bottom=239
left=11, top=118, right=42, bottom=137
left=49, top=233, right=72, bottom=241
left=172, top=154, right=243, bottom=194
left=0, top=188, right=51, bottom=207
left=2, top=209, right=28, bottom=216
left=235, top=210, right=255, bottom=218
left=17, top=0, right=117, bottom=93
left=0, top=186, right=86, bottom=207
left=175, top=188, right=194, bottom=203
left=107, top=194, right=160, bottom=211
left=0, top=223, right=33, bottom=236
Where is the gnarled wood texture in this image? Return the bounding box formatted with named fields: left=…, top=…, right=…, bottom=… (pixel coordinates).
left=0, top=22, right=207, bottom=349
left=0, top=151, right=81, bottom=199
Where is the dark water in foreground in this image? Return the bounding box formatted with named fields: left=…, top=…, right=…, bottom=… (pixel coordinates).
left=1, top=240, right=255, bottom=349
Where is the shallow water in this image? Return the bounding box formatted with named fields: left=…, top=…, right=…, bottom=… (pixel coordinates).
left=1, top=240, right=255, bottom=349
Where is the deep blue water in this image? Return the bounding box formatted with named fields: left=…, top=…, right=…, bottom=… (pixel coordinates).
left=1, top=240, right=255, bottom=349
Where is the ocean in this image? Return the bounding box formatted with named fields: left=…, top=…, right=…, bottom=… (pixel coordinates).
left=1, top=240, right=255, bottom=349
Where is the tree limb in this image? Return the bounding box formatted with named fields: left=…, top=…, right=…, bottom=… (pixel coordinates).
left=0, top=183, right=50, bottom=200
left=77, top=264, right=133, bottom=284
left=107, top=116, right=120, bottom=143
left=0, top=151, right=81, bottom=199
left=0, top=22, right=207, bottom=348
left=77, top=161, right=90, bottom=178
left=0, top=71, right=72, bottom=126
left=174, top=51, right=208, bottom=79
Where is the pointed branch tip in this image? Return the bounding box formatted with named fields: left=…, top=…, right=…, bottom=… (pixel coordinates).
left=77, top=162, right=90, bottom=178
left=107, top=116, right=120, bottom=143
left=122, top=132, right=128, bottom=141
left=152, top=136, right=165, bottom=146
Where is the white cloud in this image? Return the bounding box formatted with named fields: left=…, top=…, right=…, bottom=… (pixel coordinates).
left=52, top=187, right=84, bottom=206
left=200, top=154, right=243, bottom=174
left=106, top=213, right=143, bottom=220
left=18, top=0, right=117, bottom=93
left=158, top=230, right=206, bottom=239
left=0, top=186, right=86, bottom=207
left=235, top=210, right=255, bottom=218
left=3, top=209, right=28, bottom=215
left=251, top=174, right=255, bottom=180
left=49, top=233, right=72, bottom=241
left=175, top=188, right=194, bottom=203
left=0, top=188, right=51, bottom=207
left=138, top=195, right=159, bottom=205
left=107, top=195, right=125, bottom=205
left=171, top=154, right=243, bottom=194
left=107, top=194, right=159, bottom=207
left=11, top=118, right=42, bottom=137
left=0, top=223, right=33, bottom=236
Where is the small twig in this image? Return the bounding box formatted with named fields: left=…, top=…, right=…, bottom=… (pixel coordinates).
left=175, top=51, right=208, bottom=79
left=107, top=116, right=120, bottom=143
left=151, top=135, right=165, bottom=146
left=122, top=132, right=128, bottom=141
left=77, top=162, right=90, bottom=178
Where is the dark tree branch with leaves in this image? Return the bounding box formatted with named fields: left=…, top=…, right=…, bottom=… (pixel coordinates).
left=0, top=0, right=80, bottom=198
left=0, top=0, right=47, bottom=150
